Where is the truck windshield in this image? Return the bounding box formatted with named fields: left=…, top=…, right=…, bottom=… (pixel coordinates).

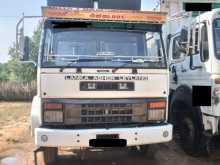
left=214, top=19, right=220, bottom=59
left=42, top=29, right=166, bottom=68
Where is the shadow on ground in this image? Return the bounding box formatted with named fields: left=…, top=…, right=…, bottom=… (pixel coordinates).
left=53, top=147, right=158, bottom=165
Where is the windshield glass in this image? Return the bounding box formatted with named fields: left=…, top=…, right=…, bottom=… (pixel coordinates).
left=42, top=28, right=166, bottom=68
left=214, top=19, right=220, bottom=59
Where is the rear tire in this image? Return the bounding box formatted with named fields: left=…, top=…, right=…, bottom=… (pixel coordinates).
left=42, top=147, right=58, bottom=165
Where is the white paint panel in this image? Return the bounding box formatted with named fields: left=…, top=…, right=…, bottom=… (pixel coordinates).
left=35, top=124, right=173, bottom=147
left=41, top=73, right=168, bottom=98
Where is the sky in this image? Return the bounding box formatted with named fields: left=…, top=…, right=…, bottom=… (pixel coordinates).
left=0, top=0, right=158, bottom=63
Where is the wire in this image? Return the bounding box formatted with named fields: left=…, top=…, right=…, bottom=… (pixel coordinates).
left=0, top=16, right=21, bottom=20
left=0, top=16, right=20, bottom=18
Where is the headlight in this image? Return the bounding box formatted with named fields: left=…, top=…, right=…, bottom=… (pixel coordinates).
left=43, top=103, right=64, bottom=123
left=44, top=111, right=63, bottom=123
left=148, top=109, right=165, bottom=121
left=147, top=101, right=166, bottom=121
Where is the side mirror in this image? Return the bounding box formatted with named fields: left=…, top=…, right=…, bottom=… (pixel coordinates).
left=200, top=24, right=209, bottom=62
left=178, top=28, right=188, bottom=53
left=180, top=28, right=188, bottom=43
left=200, top=39, right=209, bottom=62
left=176, top=40, right=187, bottom=54
left=19, top=36, right=30, bottom=61
left=16, top=15, right=37, bottom=66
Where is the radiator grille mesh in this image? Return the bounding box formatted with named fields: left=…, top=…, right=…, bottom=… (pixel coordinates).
left=64, top=103, right=146, bottom=125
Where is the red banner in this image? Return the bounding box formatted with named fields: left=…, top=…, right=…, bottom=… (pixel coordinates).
left=42, top=7, right=166, bottom=24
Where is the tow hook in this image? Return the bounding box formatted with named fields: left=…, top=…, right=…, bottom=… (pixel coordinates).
left=34, top=147, right=45, bottom=165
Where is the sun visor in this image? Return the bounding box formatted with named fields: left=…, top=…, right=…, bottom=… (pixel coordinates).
left=47, top=0, right=141, bottom=10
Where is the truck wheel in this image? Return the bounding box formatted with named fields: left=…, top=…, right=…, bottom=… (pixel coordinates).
left=176, top=111, right=207, bottom=157
left=42, top=147, right=58, bottom=165
left=128, top=145, right=149, bottom=156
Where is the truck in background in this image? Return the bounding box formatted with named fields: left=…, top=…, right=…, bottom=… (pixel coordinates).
left=164, top=3, right=220, bottom=156
left=16, top=0, right=172, bottom=164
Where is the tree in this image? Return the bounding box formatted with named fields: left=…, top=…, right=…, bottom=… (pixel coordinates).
left=7, top=21, right=42, bottom=83
left=0, top=63, right=10, bottom=81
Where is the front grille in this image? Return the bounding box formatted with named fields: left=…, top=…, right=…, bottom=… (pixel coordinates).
left=64, top=103, right=147, bottom=125
left=81, top=104, right=133, bottom=123
left=81, top=116, right=132, bottom=123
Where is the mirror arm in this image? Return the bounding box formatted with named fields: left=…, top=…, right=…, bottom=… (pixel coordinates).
left=16, top=16, right=25, bottom=55
left=19, top=61, right=37, bottom=67
left=16, top=15, right=42, bottom=55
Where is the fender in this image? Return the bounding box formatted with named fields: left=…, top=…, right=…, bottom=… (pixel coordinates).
left=171, top=85, right=192, bottom=110
left=31, top=96, right=42, bottom=137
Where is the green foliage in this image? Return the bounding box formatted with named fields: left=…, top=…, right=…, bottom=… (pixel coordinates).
left=3, top=21, right=43, bottom=83
left=0, top=63, right=10, bottom=81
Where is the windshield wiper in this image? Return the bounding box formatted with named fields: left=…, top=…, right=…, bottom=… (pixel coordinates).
left=112, top=58, right=146, bottom=73
left=59, top=58, right=113, bottom=72
left=59, top=56, right=160, bottom=72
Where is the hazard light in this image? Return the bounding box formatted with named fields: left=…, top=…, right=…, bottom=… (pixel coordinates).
left=42, top=6, right=166, bottom=24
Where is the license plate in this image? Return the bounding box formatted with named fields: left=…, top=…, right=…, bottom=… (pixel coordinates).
left=96, top=134, right=119, bottom=139
left=89, top=139, right=127, bottom=147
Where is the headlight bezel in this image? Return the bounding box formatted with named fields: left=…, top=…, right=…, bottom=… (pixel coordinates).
left=43, top=103, right=64, bottom=124
left=147, top=100, right=166, bottom=122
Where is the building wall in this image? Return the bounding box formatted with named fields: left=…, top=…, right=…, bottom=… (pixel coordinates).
left=160, top=0, right=182, bottom=16
left=160, top=0, right=220, bottom=16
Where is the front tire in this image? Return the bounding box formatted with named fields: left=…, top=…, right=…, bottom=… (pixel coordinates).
left=42, top=147, right=58, bottom=165
left=176, top=111, right=207, bottom=157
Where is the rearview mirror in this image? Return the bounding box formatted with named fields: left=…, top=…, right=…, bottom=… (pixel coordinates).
left=171, top=36, right=186, bottom=62
left=180, top=28, right=188, bottom=43
left=16, top=15, right=38, bottom=66
left=19, top=36, right=30, bottom=61
left=178, top=28, right=188, bottom=53
left=200, top=24, right=209, bottom=62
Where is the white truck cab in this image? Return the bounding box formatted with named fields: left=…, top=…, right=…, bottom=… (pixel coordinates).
left=17, top=1, right=172, bottom=164
left=166, top=9, right=220, bottom=156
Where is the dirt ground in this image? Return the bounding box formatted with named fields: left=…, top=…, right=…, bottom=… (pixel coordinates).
left=0, top=102, right=220, bottom=165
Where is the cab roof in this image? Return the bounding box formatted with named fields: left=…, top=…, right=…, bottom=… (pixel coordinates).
left=193, top=9, right=220, bottom=23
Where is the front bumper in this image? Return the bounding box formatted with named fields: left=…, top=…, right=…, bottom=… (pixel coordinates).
left=35, top=124, right=173, bottom=147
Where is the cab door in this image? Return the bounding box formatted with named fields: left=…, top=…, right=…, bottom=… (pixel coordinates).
left=168, top=33, right=186, bottom=88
